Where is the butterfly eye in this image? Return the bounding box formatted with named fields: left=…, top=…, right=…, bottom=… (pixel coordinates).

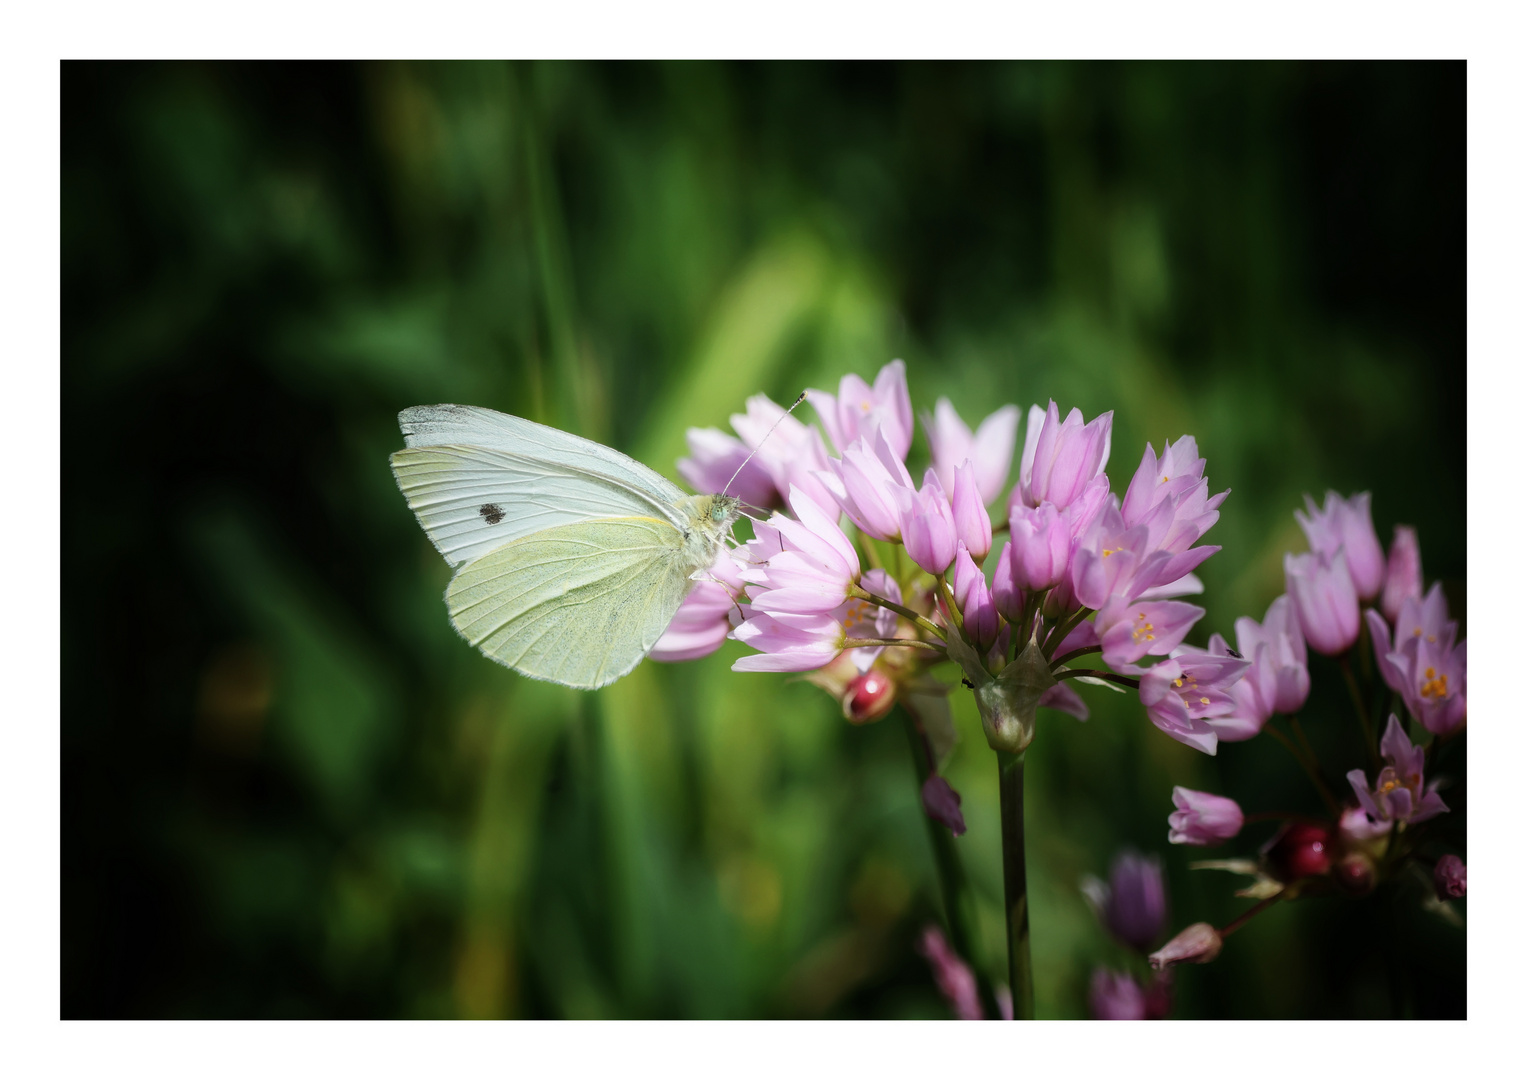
left=711, top=504, right=726, bottom=522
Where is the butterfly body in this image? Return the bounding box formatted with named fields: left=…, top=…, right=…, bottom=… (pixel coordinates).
left=391, top=406, right=741, bottom=689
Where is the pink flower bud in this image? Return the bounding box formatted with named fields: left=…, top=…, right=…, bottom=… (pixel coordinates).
left=1017, top=400, right=1113, bottom=510
left=991, top=542, right=1024, bottom=622
left=916, top=925, right=983, bottom=1020
left=921, top=776, right=967, bottom=836
left=1089, top=969, right=1148, bottom=1020
left=1284, top=548, right=1360, bottom=656
left=951, top=543, right=999, bottom=651
left=1380, top=525, right=1423, bottom=625
left=898, top=469, right=958, bottom=575
left=1434, top=854, right=1466, bottom=900
left=1148, top=923, right=1222, bottom=970
left=1295, top=491, right=1386, bottom=602
left=950, top=460, right=993, bottom=561
left=1167, top=787, right=1244, bottom=846
left=1009, top=502, right=1072, bottom=591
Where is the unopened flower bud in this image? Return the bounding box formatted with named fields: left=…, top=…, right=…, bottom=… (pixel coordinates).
left=843, top=669, right=896, bottom=724
left=1148, top=922, right=1222, bottom=970
left=921, top=776, right=967, bottom=837
left=1434, top=854, right=1466, bottom=900
left=1333, top=852, right=1376, bottom=896
left=1380, top=525, right=1423, bottom=625
left=1264, top=821, right=1334, bottom=882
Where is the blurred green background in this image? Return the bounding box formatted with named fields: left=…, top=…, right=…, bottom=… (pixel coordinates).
left=62, top=61, right=1464, bottom=1018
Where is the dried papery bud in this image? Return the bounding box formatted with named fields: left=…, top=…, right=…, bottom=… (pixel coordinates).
left=1264, top=821, right=1334, bottom=882
left=1148, top=922, right=1222, bottom=970
left=1333, top=852, right=1376, bottom=896
left=1434, top=854, right=1466, bottom=900
left=843, top=669, right=896, bottom=724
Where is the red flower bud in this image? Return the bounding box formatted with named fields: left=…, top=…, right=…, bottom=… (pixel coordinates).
left=1265, top=821, right=1334, bottom=882
left=843, top=669, right=896, bottom=724
left=1333, top=852, right=1376, bottom=896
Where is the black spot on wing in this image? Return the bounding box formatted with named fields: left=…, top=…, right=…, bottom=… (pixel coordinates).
left=480, top=503, right=505, bottom=525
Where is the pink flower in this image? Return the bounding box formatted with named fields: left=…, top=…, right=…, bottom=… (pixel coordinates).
left=843, top=569, right=901, bottom=671
left=1117, top=437, right=1228, bottom=587
left=676, top=427, right=778, bottom=509
left=951, top=544, right=999, bottom=651
left=925, top=398, right=1021, bottom=505
left=1345, top=714, right=1449, bottom=825
left=1070, top=502, right=1174, bottom=610
left=1148, top=923, right=1222, bottom=970
left=898, top=469, right=959, bottom=575
left=731, top=611, right=847, bottom=672
left=807, top=359, right=914, bottom=461
left=823, top=429, right=915, bottom=541
left=1015, top=400, right=1113, bottom=511
left=1095, top=597, right=1206, bottom=669
left=650, top=551, right=747, bottom=662
left=950, top=461, right=993, bottom=562
left=1368, top=584, right=1466, bottom=736
left=1008, top=502, right=1073, bottom=592
left=1167, top=787, right=1244, bottom=846
left=1295, top=491, right=1386, bottom=602
left=1137, top=652, right=1251, bottom=755
left=727, top=393, right=838, bottom=515
left=1284, top=548, right=1360, bottom=656
left=1434, top=854, right=1466, bottom=900
left=1237, top=594, right=1310, bottom=716
left=916, top=925, right=983, bottom=1020
left=1380, top=525, right=1424, bottom=625
left=743, top=488, right=862, bottom=615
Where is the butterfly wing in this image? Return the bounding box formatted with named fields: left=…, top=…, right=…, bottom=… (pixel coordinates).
left=399, top=405, right=685, bottom=504
left=390, top=442, right=690, bottom=569
left=445, top=515, right=696, bottom=690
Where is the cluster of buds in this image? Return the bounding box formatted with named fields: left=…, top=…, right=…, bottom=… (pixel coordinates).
left=664, top=359, right=1238, bottom=765
left=1147, top=494, right=1466, bottom=971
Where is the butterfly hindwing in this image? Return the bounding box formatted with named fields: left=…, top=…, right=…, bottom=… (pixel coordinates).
left=445, top=516, right=695, bottom=690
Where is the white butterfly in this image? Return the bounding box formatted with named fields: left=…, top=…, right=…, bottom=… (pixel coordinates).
left=391, top=405, right=742, bottom=689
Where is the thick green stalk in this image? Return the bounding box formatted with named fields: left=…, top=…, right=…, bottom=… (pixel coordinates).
left=899, top=707, right=997, bottom=1017
left=997, top=750, right=1034, bottom=1019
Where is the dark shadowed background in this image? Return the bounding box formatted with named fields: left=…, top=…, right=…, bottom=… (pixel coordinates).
left=62, top=60, right=1465, bottom=1018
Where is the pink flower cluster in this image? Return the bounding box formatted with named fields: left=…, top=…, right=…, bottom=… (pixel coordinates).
left=664, top=359, right=1251, bottom=754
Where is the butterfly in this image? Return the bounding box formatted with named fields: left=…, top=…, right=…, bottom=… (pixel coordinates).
left=391, top=405, right=742, bottom=689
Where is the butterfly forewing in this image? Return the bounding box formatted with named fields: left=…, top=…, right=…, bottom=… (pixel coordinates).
left=399, top=405, right=685, bottom=506
left=445, top=516, right=695, bottom=690
left=391, top=443, right=685, bottom=568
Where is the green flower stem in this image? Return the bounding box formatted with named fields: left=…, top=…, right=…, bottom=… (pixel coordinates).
left=1051, top=668, right=1140, bottom=690
left=1042, top=606, right=1094, bottom=660
left=1048, top=644, right=1102, bottom=670
left=1341, top=654, right=1379, bottom=768
left=1219, top=889, right=1286, bottom=938
left=898, top=706, right=998, bottom=1018
left=1265, top=722, right=1341, bottom=816
left=842, top=638, right=945, bottom=652
left=851, top=583, right=947, bottom=641
left=997, top=749, right=1034, bottom=1020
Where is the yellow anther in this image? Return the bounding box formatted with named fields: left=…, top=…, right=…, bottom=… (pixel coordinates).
left=1199, top=696, right=1210, bottom=705
left=1173, top=678, right=1183, bottom=687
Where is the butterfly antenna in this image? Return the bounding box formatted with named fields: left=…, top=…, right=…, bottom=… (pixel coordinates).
left=722, top=391, right=807, bottom=497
